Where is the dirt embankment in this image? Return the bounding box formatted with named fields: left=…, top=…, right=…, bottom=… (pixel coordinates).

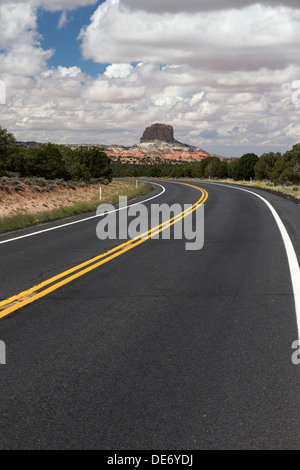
left=0, top=178, right=152, bottom=233
left=0, top=178, right=104, bottom=218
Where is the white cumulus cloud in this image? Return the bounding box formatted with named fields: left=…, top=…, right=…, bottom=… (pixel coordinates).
left=122, top=0, right=300, bottom=13
left=79, top=0, right=300, bottom=73
left=0, top=0, right=300, bottom=156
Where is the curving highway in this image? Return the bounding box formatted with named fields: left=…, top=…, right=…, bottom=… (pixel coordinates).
left=0, top=180, right=300, bottom=450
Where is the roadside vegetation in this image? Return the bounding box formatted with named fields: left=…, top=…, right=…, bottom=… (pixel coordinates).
left=0, top=126, right=152, bottom=232
left=1, top=125, right=299, bottom=187
left=0, top=178, right=152, bottom=233
left=0, top=125, right=299, bottom=233
left=0, top=126, right=112, bottom=182
left=112, top=147, right=300, bottom=187
left=201, top=178, right=300, bottom=202
left=111, top=145, right=300, bottom=201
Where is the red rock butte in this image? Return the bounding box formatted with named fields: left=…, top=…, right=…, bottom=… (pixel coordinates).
left=140, top=123, right=175, bottom=143
left=68, top=124, right=226, bottom=163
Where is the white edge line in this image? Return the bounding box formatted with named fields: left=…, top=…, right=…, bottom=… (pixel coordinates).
left=0, top=181, right=166, bottom=246
left=206, top=182, right=300, bottom=340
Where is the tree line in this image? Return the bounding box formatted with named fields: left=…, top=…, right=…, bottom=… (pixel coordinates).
left=112, top=146, right=300, bottom=184
left=0, top=126, right=112, bottom=182
left=0, top=126, right=299, bottom=184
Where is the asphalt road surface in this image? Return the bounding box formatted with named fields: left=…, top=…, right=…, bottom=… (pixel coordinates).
left=0, top=180, right=300, bottom=450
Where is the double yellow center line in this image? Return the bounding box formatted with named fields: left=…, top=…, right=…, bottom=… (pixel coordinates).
left=0, top=183, right=208, bottom=319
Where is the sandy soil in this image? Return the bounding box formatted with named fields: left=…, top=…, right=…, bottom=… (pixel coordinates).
left=0, top=182, right=104, bottom=217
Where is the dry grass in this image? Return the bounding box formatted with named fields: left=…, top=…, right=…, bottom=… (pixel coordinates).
left=0, top=179, right=152, bottom=233
left=203, top=179, right=300, bottom=201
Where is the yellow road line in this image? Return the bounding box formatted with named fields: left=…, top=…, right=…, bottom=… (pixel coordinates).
left=0, top=183, right=205, bottom=309
left=0, top=182, right=208, bottom=319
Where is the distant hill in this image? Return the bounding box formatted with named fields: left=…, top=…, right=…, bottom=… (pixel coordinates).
left=69, top=123, right=223, bottom=163
left=17, top=124, right=234, bottom=164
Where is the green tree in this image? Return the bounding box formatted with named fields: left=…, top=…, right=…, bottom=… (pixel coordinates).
left=25, top=143, right=71, bottom=180
left=271, top=144, right=300, bottom=184
left=191, top=163, right=204, bottom=179
left=229, top=153, right=259, bottom=181
left=254, top=152, right=281, bottom=180
left=0, top=126, right=19, bottom=175
left=72, top=146, right=112, bottom=181
left=9, top=147, right=29, bottom=176
left=203, top=158, right=228, bottom=179
left=149, top=166, right=162, bottom=177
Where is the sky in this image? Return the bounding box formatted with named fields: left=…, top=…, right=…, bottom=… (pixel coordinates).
left=0, top=0, right=300, bottom=157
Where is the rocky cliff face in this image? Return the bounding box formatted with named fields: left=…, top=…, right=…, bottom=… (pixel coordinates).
left=99, top=123, right=220, bottom=163
left=54, top=123, right=225, bottom=164
left=140, top=123, right=175, bottom=143
left=68, top=140, right=217, bottom=163
left=100, top=140, right=219, bottom=163
left=17, top=130, right=230, bottom=164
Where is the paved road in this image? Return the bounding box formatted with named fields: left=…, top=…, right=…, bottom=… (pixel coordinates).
left=0, top=180, right=300, bottom=450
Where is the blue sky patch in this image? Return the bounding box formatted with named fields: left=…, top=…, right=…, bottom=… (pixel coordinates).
left=37, top=2, right=107, bottom=76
